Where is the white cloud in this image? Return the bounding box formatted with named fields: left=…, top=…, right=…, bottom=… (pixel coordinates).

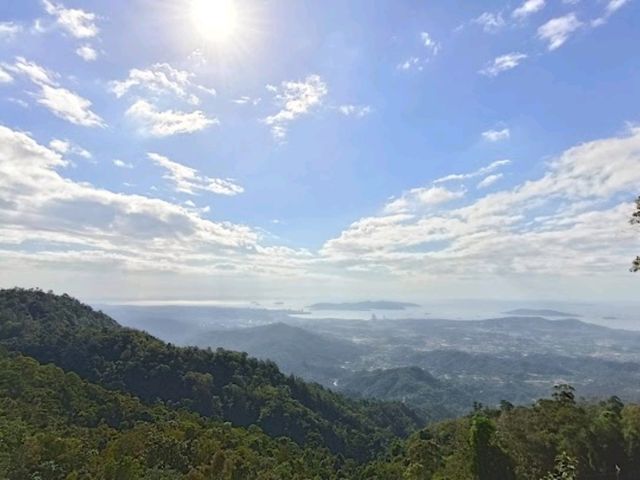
left=125, top=99, right=217, bottom=137
left=473, top=12, right=506, bottom=33
left=480, top=52, right=527, bottom=77
left=6, top=57, right=58, bottom=85
left=537, top=13, right=583, bottom=50
left=397, top=56, right=422, bottom=71
left=75, top=44, right=97, bottom=62
left=434, top=159, right=511, bottom=184
left=482, top=128, right=510, bottom=142
left=263, top=74, right=327, bottom=140
left=113, top=159, right=133, bottom=169
left=0, top=124, right=274, bottom=283
left=5, top=57, right=104, bottom=127
left=0, top=67, right=12, bottom=84
left=0, top=22, right=22, bottom=39
left=420, top=31, right=440, bottom=55
left=232, top=96, right=261, bottom=105
left=49, top=138, right=92, bottom=159
left=385, top=186, right=466, bottom=214
left=38, top=84, right=105, bottom=127
left=321, top=126, right=640, bottom=282
left=512, top=0, right=546, bottom=19
left=148, top=153, right=243, bottom=196
left=477, top=173, right=503, bottom=189
left=338, top=105, right=372, bottom=117
left=592, top=0, right=630, bottom=26
left=111, top=63, right=215, bottom=106
left=42, top=0, right=99, bottom=38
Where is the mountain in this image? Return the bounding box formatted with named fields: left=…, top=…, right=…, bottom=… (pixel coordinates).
left=502, top=308, right=581, bottom=317
left=338, top=366, right=474, bottom=421
left=189, top=322, right=367, bottom=384
left=0, top=288, right=423, bottom=461
left=0, top=349, right=348, bottom=479
left=307, top=300, right=419, bottom=311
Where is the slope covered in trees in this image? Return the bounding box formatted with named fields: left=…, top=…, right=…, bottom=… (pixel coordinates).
left=0, top=288, right=422, bottom=461
left=0, top=349, right=349, bottom=479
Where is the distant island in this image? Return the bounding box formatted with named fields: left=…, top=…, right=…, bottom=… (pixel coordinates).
left=308, top=301, right=420, bottom=311
left=503, top=308, right=581, bottom=317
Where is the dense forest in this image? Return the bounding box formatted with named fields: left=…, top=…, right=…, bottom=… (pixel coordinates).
left=2, top=288, right=640, bottom=479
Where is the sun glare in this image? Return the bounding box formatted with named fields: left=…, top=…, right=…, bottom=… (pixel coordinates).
left=190, top=0, right=239, bottom=43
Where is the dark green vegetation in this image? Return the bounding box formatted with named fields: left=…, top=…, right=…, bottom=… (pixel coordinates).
left=338, top=366, right=473, bottom=421
left=0, top=288, right=422, bottom=462
left=3, top=288, right=640, bottom=479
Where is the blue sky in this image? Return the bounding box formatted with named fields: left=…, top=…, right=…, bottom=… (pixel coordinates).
left=0, top=0, right=639, bottom=302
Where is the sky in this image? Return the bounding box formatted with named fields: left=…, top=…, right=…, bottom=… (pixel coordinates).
left=0, top=0, right=639, bottom=303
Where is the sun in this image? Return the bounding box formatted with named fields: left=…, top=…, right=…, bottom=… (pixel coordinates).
left=190, top=0, right=239, bottom=43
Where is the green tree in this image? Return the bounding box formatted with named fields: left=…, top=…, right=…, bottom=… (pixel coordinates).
left=541, top=452, right=578, bottom=480
left=469, top=415, right=515, bottom=480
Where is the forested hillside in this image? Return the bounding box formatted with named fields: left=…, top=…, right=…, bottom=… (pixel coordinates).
left=0, top=288, right=422, bottom=461
left=2, top=288, right=640, bottom=479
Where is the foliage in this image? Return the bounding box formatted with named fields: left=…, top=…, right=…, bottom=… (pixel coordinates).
left=0, top=288, right=422, bottom=461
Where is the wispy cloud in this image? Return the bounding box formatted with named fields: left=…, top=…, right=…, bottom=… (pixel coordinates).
left=0, top=67, right=13, bottom=84
left=434, top=159, right=511, bottom=184
left=473, top=12, right=506, bottom=33
left=592, top=0, right=630, bottom=26
left=338, top=105, right=372, bottom=118
left=0, top=21, right=23, bottom=39
left=420, top=31, right=440, bottom=56
left=148, top=153, right=244, bottom=196
left=5, top=57, right=104, bottom=127
left=480, top=52, right=527, bottom=77
left=537, top=13, right=583, bottom=50
left=263, top=74, right=327, bottom=140
left=477, top=173, right=503, bottom=189
left=125, top=99, right=217, bottom=137
left=42, top=0, right=99, bottom=38
left=482, top=128, right=510, bottom=142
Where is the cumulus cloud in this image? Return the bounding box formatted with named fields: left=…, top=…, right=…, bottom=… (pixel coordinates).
left=263, top=74, right=327, bottom=140
left=512, top=0, right=546, bottom=19
left=0, top=124, right=280, bottom=281
left=148, top=153, right=243, bottom=196
left=320, top=127, right=640, bottom=280
left=42, top=0, right=99, bottom=38
left=480, top=53, right=527, bottom=77
left=75, top=44, right=97, bottom=61
left=5, top=57, right=104, bottom=127
left=537, top=13, right=583, bottom=50
left=125, top=99, right=217, bottom=137
left=111, top=63, right=215, bottom=106
left=482, top=128, right=510, bottom=142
